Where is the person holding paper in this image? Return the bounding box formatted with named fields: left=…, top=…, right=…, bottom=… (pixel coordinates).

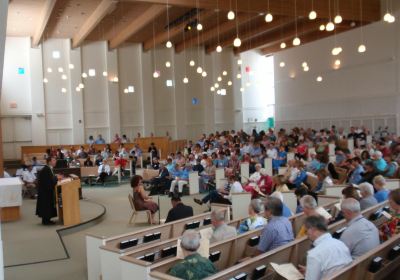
left=168, top=230, right=217, bottom=280
left=339, top=198, right=380, bottom=258
left=238, top=199, right=267, bottom=234
left=298, top=216, right=352, bottom=279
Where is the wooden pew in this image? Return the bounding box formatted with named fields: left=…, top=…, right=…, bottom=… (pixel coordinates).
left=325, top=185, right=348, bottom=197
left=149, top=202, right=389, bottom=280
left=264, top=158, right=273, bottom=177
left=86, top=205, right=229, bottom=280
left=328, top=233, right=400, bottom=280
left=386, top=179, right=400, bottom=191
left=118, top=198, right=342, bottom=280
left=231, top=192, right=252, bottom=220
left=118, top=219, right=243, bottom=280
left=215, top=168, right=226, bottom=189
left=125, top=228, right=263, bottom=280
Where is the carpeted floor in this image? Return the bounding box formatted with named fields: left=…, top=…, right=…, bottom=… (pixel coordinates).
left=3, top=183, right=207, bottom=280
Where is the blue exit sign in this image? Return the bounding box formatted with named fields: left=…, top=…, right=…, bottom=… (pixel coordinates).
left=18, top=67, right=25, bottom=75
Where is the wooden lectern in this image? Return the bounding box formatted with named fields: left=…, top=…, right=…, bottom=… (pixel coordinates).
left=55, top=178, right=81, bottom=226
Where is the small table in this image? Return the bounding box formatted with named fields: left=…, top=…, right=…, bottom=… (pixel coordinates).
left=0, top=177, right=23, bottom=222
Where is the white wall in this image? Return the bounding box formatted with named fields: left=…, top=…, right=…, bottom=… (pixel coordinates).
left=239, top=51, right=275, bottom=133
left=274, top=10, right=400, bottom=134
left=1, top=38, right=239, bottom=158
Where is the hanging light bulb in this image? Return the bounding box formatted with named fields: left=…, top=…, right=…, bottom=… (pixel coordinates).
left=43, top=78, right=48, bottom=83
left=58, top=67, right=64, bottom=73
left=227, top=11, right=235, bottom=20
left=124, top=88, right=129, bottom=94
left=280, top=42, right=286, bottom=49
left=189, top=60, right=195, bottom=67
left=316, top=76, right=323, bottom=82
left=227, top=81, right=232, bottom=86
left=112, top=77, right=119, bottom=83
left=153, top=71, right=160, bottom=78
left=217, top=76, right=222, bottom=82
left=358, top=44, right=366, bottom=53
left=61, top=88, right=67, bottom=93
left=47, top=67, right=52, bottom=73
left=334, top=15, right=343, bottom=24
left=303, top=66, right=309, bottom=72
left=61, top=74, right=67, bottom=80
left=293, top=37, right=301, bottom=46
left=82, top=72, right=88, bottom=78
left=233, top=37, right=241, bottom=47
left=236, top=73, right=241, bottom=79
left=210, top=86, right=215, bottom=91
left=265, top=13, right=273, bottom=22
left=302, top=62, right=308, bottom=68
left=309, top=10, right=317, bottom=20
left=237, top=59, right=242, bottom=65
left=166, top=41, right=172, bottom=48
left=334, top=59, right=341, bottom=67
left=196, top=66, right=203, bottom=73
left=331, top=47, right=342, bottom=56
left=326, top=22, right=335, bottom=31
left=69, top=64, right=74, bottom=69
left=202, top=71, right=207, bottom=77
left=165, top=61, right=171, bottom=68
left=196, top=23, right=203, bottom=31
left=102, top=71, right=108, bottom=77
left=240, top=87, right=244, bottom=92
left=383, top=12, right=391, bottom=22
left=319, top=24, right=326, bottom=31
left=214, top=83, right=219, bottom=88
left=75, top=87, right=81, bottom=92
left=79, top=83, right=84, bottom=89
left=388, top=15, right=396, bottom=23
left=216, top=45, right=222, bottom=52
left=222, top=71, right=227, bottom=76
left=279, top=62, right=285, bottom=67
left=183, top=77, right=189, bottom=83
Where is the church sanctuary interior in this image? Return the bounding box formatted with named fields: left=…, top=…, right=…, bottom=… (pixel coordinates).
left=1, top=0, right=400, bottom=280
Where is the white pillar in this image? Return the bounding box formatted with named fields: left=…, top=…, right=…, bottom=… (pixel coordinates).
left=68, top=45, right=85, bottom=143
left=264, top=158, right=273, bottom=176
left=0, top=0, right=8, bottom=277
left=141, top=49, right=155, bottom=137
left=106, top=48, right=120, bottom=140
left=29, top=45, right=47, bottom=144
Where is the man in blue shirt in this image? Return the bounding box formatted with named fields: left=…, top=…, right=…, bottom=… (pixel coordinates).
left=95, top=134, right=106, bottom=144
left=257, top=197, right=294, bottom=254
left=348, top=157, right=364, bottom=185
left=373, top=175, right=390, bottom=202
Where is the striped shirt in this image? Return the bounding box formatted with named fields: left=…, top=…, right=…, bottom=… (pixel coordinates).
left=257, top=216, right=294, bottom=252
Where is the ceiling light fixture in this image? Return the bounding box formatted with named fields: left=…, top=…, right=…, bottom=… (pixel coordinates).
left=233, top=0, right=241, bottom=47
left=293, top=0, right=301, bottom=46
left=309, top=0, right=317, bottom=20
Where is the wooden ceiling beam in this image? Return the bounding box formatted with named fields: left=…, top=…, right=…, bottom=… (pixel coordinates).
left=123, top=0, right=380, bottom=22
left=109, top=5, right=166, bottom=49
left=72, top=0, right=118, bottom=48
left=174, top=13, right=255, bottom=53
left=260, top=26, right=351, bottom=56
left=234, top=19, right=324, bottom=54
left=205, top=17, right=293, bottom=54
left=142, top=9, right=215, bottom=52
left=32, top=0, right=57, bottom=47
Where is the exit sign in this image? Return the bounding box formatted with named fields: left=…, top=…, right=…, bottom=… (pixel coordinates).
left=18, top=67, right=25, bottom=75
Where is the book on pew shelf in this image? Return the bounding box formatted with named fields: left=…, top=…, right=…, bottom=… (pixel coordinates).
left=388, top=245, right=400, bottom=260
left=232, top=272, right=247, bottom=280
left=185, top=220, right=200, bottom=230
left=119, top=238, right=139, bottom=250
left=252, top=265, right=267, bottom=280
left=270, top=263, right=304, bottom=280
left=176, top=234, right=210, bottom=259
left=248, top=236, right=260, bottom=247
left=161, top=246, right=178, bottom=258
left=315, top=207, right=332, bottom=220
left=368, top=257, right=383, bottom=273
left=203, top=217, right=212, bottom=226
left=332, top=227, right=347, bottom=239
left=208, top=251, right=221, bottom=262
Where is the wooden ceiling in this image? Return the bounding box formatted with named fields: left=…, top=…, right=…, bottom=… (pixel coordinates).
left=6, top=0, right=381, bottom=55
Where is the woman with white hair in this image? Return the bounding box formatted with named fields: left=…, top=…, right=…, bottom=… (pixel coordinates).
left=168, top=230, right=217, bottom=279
left=373, top=175, right=390, bottom=203
left=372, top=151, right=387, bottom=172
left=238, top=199, right=267, bottom=234
left=358, top=182, right=378, bottom=210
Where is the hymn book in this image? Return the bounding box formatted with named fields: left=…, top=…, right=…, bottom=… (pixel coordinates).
left=270, top=262, right=304, bottom=280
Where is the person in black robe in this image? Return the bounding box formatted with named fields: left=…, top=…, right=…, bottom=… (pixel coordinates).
left=36, top=157, right=58, bottom=225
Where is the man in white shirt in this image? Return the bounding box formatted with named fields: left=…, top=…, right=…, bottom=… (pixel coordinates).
left=97, top=159, right=111, bottom=183
left=340, top=198, right=380, bottom=258
left=299, top=215, right=352, bottom=280
left=22, top=165, right=37, bottom=198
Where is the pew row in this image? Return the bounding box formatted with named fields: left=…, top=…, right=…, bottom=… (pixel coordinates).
left=149, top=201, right=390, bottom=280
left=86, top=205, right=229, bottom=280
left=117, top=198, right=341, bottom=280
